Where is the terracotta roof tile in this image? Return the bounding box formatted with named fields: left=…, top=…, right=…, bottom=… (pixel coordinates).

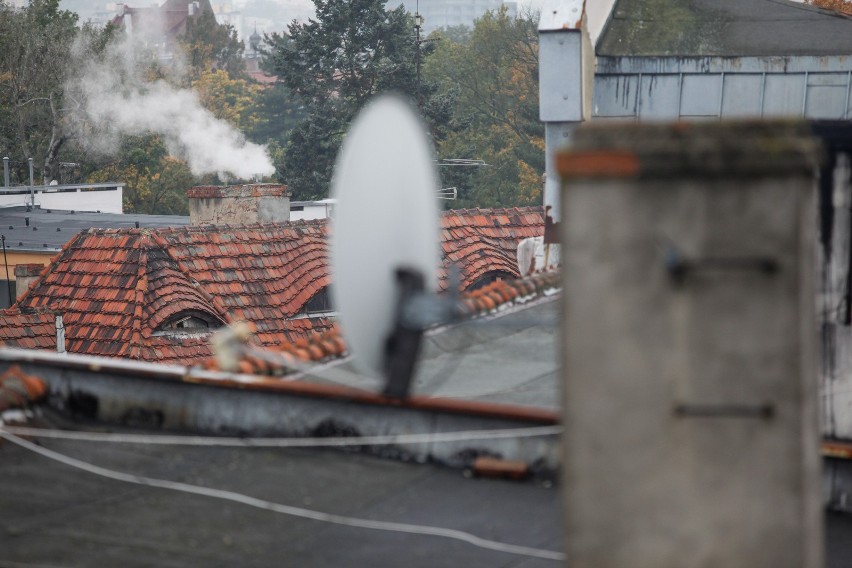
left=12, top=208, right=544, bottom=366
left=0, top=308, right=57, bottom=351
left=201, top=268, right=561, bottom=377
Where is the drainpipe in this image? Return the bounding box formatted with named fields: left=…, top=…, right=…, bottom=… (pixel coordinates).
left=538, top=0, right=593, bottom=243
left=55, top=315, right=66, bottom=354
left=28, top=157, right=34, bottom=208
left=3, top=157, right=8, bottom=188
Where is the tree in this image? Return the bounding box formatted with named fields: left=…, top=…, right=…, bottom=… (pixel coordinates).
left=87, top=135, right=196, bottom=215
left=0, top=0, right=82, bottom=184
left=244, top=82, right=305, bottom=147
left=423, top=8, right=544, bottom=208
left=179, top=9, right=245, bottom=80
left=263, top=0, right=424, bottom=199
left=193, top=70, right=263, bottom=132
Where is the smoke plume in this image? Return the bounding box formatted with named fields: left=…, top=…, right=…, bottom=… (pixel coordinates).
left=67, top=30, right=275, bottom=179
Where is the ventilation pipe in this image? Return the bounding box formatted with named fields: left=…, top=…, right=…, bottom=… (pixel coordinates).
left=55, top=315, right=66, bottom=355
left=28, top=158, right=34, bottom=208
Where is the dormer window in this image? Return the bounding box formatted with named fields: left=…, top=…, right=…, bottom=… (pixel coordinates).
left=296, top=286, right=335, bottom=317
left=157, top=310, right=223, bottom=333
left=305, top=287, right=333, bottom=313
left=469, top=270, right=515, bottom=291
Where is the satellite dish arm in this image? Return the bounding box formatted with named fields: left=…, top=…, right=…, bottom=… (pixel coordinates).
left=383, top=267, right=427, bottom=398
left=382, top=265, right=466, bottom=399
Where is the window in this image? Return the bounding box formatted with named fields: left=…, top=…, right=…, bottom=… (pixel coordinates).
left=157, top=311, right=222, bottom=333
left=303, top=287, right=333, bottom=314
left=468, top=270, right=514, bottom=291
left=0, top=280, right=16, bottom=309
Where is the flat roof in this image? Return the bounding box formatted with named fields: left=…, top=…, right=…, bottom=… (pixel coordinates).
left=0, top=206, right=189, bottom=252
left=597, top=0, right=852, bottom=57
left=308, top=296, right=560, bottom=411
left=0, top=424, right=562, bottom=566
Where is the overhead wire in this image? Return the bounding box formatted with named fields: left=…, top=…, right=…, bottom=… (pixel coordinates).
left=0, top=425, right=562, bottom=447
left=0, top=431, right=565, bottom=562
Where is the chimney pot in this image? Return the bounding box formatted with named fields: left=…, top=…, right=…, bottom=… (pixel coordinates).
left=14, top=263, right=43, bottom=300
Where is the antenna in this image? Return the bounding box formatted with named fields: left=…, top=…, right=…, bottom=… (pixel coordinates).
left=330, top=95, right=444, bottom=398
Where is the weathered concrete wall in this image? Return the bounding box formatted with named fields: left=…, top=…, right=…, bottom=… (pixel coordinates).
left=594, top=56, right=852, bottom=121
left=559, top=122, right=822, bottom=568
left=187, top=184, right=290, bottom=225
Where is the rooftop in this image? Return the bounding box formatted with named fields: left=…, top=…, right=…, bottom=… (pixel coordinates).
left=0, top=308, right=56, bottom=351
left=7, top=207, right=545, bottom=364
left=0, top=206, right=189, bottom=253
left=0, top=428, right=563, bottom=567
left=597, top=0, right=852, bottom=57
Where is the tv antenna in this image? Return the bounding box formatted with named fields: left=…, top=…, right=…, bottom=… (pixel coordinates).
left=331, top=95, right=460, bottom=398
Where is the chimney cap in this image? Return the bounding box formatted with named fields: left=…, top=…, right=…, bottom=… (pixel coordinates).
left=14, top=263, right=43, bottom=277
left=186, top=183, right=290, bottom=199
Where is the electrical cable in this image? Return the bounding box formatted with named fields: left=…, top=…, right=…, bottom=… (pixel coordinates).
left=0, top=432, right=565, bottom=562
left=0, top=425, right=561, bottom=447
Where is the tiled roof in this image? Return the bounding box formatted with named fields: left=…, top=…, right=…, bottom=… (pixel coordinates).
left=0, top=309, right=56, bottom=351
left=11, top=207, right=545, bottom=365
left=16, top=222, right=334, bottom=363
left=440, top=207, right=545, bottom=290
left=199, top=269, right=561, bottom=377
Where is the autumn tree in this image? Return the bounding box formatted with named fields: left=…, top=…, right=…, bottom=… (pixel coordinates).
left=0, top=0, right=89, bottom=184
left=193, top=69, right=263, bottom=131
left=423, top=8, right=544, bottom=208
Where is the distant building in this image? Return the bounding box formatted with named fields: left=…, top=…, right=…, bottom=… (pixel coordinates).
left=538, top=0, right=852, bottom=236
left=390, top=0, right=518, bottom=35
left=110, top=0, right=215, bottom=60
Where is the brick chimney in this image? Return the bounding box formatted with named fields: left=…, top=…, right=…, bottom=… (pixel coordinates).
left=186, top=183, right=291, bottom=225
left=14, top=264, right=43, bottom=300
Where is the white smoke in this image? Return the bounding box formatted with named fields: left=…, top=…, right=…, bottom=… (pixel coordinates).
left=67, top=30, right=275, bottom=179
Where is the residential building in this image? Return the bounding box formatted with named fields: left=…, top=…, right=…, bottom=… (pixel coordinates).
left=0, top=207, right=189, bottom=309
left=110, top=0, right=215, bottom=60
left=3, top=189, right=544, bottom=364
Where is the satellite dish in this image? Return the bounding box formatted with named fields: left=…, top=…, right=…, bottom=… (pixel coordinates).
left=330, top=94, right=440, bottom=392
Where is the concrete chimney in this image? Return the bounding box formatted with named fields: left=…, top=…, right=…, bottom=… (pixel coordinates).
left=558, top=121, right=822, bottom=568
left=186, top=183, right=291, bottom=225
left=14, top=263, right=43, bottom=300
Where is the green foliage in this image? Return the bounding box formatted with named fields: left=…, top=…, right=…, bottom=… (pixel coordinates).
left=193, top=69, right=263, bottom=131
left=0, top=0, right=81, bottom=183
left=87, top=135, right=196, bottom=215
left=245, top=83, right=305, bottom=146
left=424, top=8, right=544, bottom=208
left=263, top=0, right=423, bottom=199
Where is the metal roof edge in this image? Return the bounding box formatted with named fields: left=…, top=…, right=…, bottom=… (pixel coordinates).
left=0, top=348, right=560, bottom=424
